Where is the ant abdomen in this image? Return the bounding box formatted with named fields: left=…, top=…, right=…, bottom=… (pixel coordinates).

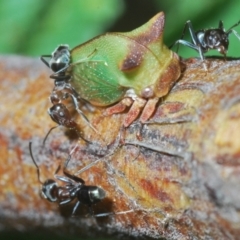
left=48, top=103, right=77, bottom=129
left=77, top=185, right=106, bottom=205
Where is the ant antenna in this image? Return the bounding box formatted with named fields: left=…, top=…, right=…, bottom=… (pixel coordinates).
left=42, top=125, right=91, bottom=147
left=43, top=126, right=58, bottom=146
left=227, top=20, right=240, bottom=34
left=29, top=141, right=43, bottom=184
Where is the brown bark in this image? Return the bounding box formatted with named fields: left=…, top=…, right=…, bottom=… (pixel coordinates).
left=0, top=55, right=240, bottom=239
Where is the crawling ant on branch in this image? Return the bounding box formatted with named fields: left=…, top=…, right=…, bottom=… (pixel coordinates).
left=41, top=46, right=98, bottom=145
left=171, top=19, right=240, bottom=60
left=29, top=141, right=105, bottom=216
left=29, top=141, right=132, bottom=217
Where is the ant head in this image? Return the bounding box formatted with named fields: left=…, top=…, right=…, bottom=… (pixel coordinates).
left=49, top=45, right=70, bottom=73
left=204, top=29, right=229, bottom=55
left=42, top=179, right=58, bottom=202
left=77, top=185, right=106, bottom=205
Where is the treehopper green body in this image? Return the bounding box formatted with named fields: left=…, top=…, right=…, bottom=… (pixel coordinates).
left=42, top=12, right=181, bottom=128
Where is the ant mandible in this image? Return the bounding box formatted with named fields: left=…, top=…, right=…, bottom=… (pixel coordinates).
left=171, top=19, right=240, bottom=60
left=29, top=141, right=106, bottom=216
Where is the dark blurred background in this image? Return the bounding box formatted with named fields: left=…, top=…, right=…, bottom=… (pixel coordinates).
left=0, top=0, right=239, bottom=59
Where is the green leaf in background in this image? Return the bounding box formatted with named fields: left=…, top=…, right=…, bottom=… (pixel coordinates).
left=0, top=0, right=239, bottom=58
left=0, top=0, right=124, bottom=56
left=0, top=0, right=44, bottom=54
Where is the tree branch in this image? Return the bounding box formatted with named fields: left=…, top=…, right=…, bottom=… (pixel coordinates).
left=1, top=56, right=240, bottom=239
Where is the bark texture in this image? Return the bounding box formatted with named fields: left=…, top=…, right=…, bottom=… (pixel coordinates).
left=0, top=55, right=240, bottom=239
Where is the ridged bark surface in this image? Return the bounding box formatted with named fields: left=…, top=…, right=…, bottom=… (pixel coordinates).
left=1, top=56, right=240, bottom=239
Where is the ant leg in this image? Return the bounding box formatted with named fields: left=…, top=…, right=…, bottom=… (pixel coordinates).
left=170, top=39, right=202, bottom=60
left=61, top=143, right=86, bottom=184
left=170, top=20, right=206, bottom=61
left=169, top=22, right=191, bottom=50
left=40, top=55, right=51, bottom=68
left=171, top=39, right=206, bottom=61
left=171, top=39, right=199, bottom=51
left=69, top=93, right=99, bottom=134
left=72, top=201, right=81, bottom=215
left=183, top=23, right=205, bottom=62
left=59, top=198, right=73, bottom=205
left=73, top=133, right=122, bottom=176
left=73, top=158, right=104, bottom=176
left=94, top=209, right=134, bottom=218
left=170, top=20, right=199, bottom=51
left=230, top=29, right=240, bottom=41
left=175, top=20, right=192, bottom=52
left=185, top=20, right=199, bottom=46
left=72, top=151, right=112, bottom=176
left=197, top=45, right=205, bottom=61
left=227, top=20, right=240, bottom=34
left=64, top=143, right=79, bottom=169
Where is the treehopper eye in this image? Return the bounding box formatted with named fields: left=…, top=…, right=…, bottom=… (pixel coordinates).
left=41, top=12, right=181, bottom=129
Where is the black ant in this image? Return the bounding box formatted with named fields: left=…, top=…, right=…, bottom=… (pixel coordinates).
left=29, top=141, right=132, bottom=217
left=41, top=45, right=79, bottom=109
left=41, top=45, right=97, bottom=144
left=29, top=141, right=108, bottom=216
left=171, top=19, right=240, bottom=60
